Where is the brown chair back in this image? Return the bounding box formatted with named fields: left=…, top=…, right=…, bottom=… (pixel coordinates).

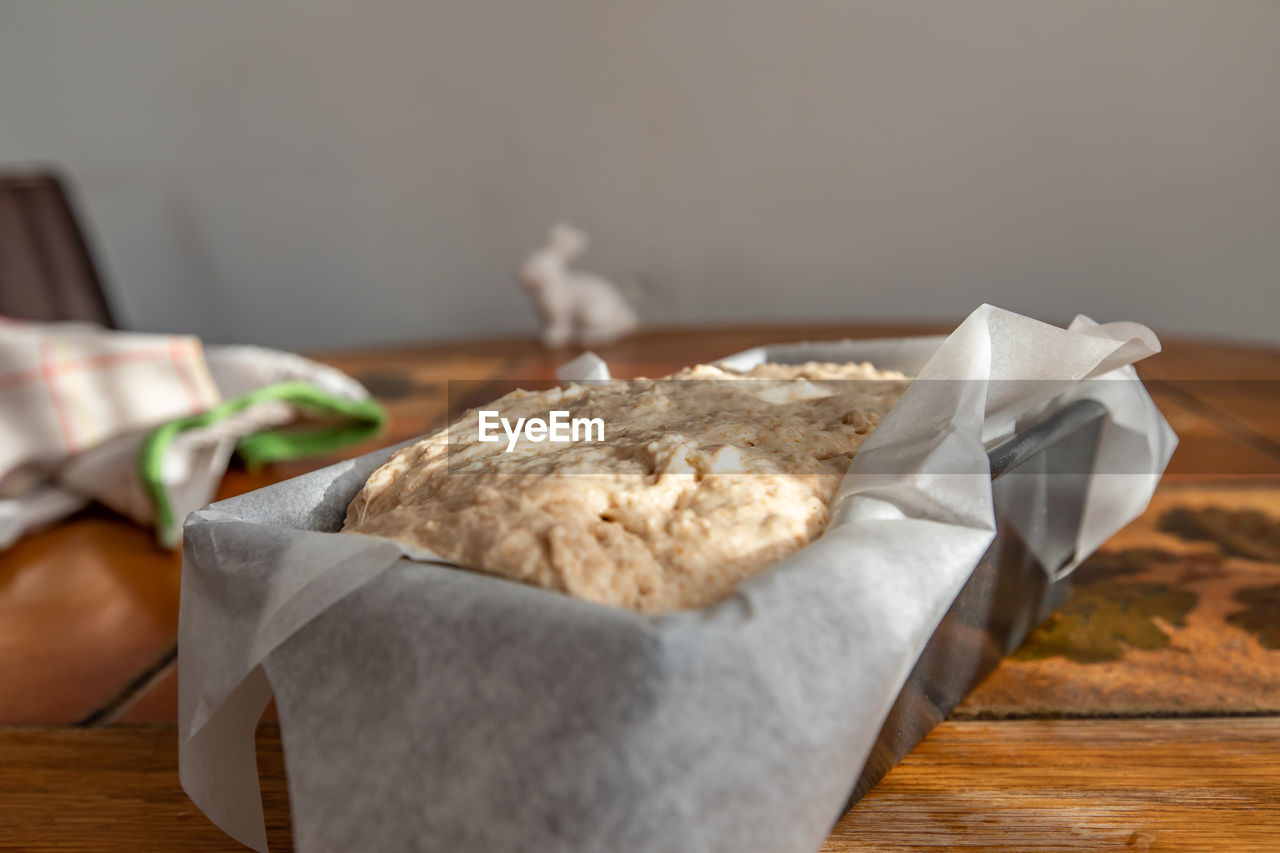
left=0, top=171, right=115, bottom=327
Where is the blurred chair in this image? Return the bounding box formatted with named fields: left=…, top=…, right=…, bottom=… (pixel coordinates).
left=0, top=171, right=115, bottom=327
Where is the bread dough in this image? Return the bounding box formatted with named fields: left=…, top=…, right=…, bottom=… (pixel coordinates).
left=343, top=362, right=909, bottom=613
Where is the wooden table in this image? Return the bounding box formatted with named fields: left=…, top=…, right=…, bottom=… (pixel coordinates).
left=2, top=324, right=1279, bottom=851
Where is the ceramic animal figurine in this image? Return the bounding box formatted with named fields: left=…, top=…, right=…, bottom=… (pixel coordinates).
left=519, top=224, right=638, bottom=348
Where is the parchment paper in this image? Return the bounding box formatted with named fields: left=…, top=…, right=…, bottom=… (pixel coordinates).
left=178, top=305, right=1175, bottom=853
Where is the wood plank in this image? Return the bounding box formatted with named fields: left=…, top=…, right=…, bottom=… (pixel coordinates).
left=826, top=718, right=1280, bottom=852
left=439, top=322, right=951, bottom=383
left=304, top=322, right=954, bottom=367
left=1138, top=338, right=1280, bottom=382
left=0, top=725, right=292, bottom=852
left=2, top=719, right=1276, bottom=851
left=1156, top=379, right=1280, bottom=454
left=0, top=512, right=181, bottom=725
left=1147, top=385, right=1280, bottom=480
left=1139, top=339, right=1280, bottom=455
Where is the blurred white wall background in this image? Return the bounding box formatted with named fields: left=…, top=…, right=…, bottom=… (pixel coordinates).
left=1, top=0, right=1277, bottom=350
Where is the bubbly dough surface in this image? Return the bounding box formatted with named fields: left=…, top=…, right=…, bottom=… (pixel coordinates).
left=343, top=361, right=909, bottom=613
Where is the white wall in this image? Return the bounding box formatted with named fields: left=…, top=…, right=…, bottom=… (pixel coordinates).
left=2, top=0, right=1277, bottom=349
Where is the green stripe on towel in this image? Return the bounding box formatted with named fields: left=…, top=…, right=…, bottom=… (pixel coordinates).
left=139, top=381, right=386, bottom=542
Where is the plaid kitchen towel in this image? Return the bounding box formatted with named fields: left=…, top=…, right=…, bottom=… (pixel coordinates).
left=0, top=317, right=384, bottom=548
left=0, top=317, right=221, bottom=491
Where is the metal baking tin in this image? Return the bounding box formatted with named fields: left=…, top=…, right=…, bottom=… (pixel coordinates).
left=718, top=339, right=1105, bottom=809
left=847, top=395, right=1105, bottom=806
left=182, top=337, right=1119, bottom=851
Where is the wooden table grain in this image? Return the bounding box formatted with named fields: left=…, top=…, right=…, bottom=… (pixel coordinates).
left=4, top=719, right=1277, bottom=852
left=2, top=323, right=1278, bottom=851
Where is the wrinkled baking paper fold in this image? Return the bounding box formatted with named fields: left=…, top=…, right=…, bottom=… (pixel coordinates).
left=179, top=305, right=1175, bottom=853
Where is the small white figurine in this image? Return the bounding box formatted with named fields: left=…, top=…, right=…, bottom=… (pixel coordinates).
left=519, top=224, right=639, bottom=349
